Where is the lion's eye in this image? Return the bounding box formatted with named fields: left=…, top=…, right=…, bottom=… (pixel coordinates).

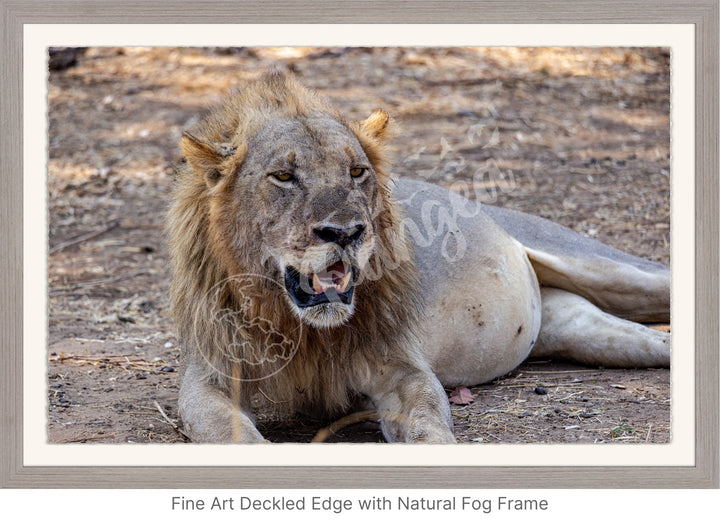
left=350, top=167, right=367, bottom=178
left=270, top=171, right=294, bottom=182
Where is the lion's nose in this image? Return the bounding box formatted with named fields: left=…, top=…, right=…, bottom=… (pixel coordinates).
left=313, top=223, right=366, bottom=247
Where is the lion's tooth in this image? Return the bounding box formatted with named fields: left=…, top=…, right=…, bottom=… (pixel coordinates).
left=337, top=271, right=352, bottom=292
left=312, top=273, right=324, bottom=294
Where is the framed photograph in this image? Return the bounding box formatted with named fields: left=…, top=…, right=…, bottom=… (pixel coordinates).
left=2, top=0, right=717, bottom=498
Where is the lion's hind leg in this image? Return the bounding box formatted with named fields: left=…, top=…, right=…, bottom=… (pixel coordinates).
left=482, top=205, right=670, bottom=323
left=524, top=246, right=670, bottom=324
left=531, top=287, right=670, bottom=368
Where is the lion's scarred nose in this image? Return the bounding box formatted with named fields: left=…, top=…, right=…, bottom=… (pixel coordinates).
left=313, top=223, right=366, bottom=247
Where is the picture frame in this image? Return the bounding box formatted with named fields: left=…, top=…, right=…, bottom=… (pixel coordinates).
left=1, top=0, right=717, bottom=490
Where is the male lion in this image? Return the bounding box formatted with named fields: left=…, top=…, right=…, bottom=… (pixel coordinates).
left=167, top=72, right=670, bottom=443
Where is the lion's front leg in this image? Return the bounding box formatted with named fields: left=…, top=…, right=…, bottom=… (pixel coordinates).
left=366, top=365, right=456, bottom=443
left=178, top=357, right=266, bottom=443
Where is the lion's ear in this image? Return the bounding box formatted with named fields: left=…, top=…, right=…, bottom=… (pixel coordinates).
left=360, top=109, right=390, bottom=141
left=181, top=131, right=242, bottom=187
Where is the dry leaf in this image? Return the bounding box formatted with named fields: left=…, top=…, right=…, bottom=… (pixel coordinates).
left=448, top=386, right=475, bottom=405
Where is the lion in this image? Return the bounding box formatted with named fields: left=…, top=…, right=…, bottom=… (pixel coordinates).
left=166, top=72, right=670, bottom=443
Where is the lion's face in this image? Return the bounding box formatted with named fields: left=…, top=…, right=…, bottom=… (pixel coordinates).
left=243, top=115, right=381, bottom=327
left=182, top=106, right=392, bottom=329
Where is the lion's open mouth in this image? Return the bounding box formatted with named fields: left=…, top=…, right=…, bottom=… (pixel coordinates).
left=284, top=261, right=355, bottom=308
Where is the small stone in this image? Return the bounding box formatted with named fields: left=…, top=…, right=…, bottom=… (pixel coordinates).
left=117, top=313, right=136, bottom=323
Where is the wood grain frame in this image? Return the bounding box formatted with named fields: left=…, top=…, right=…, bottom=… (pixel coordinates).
left=1, top=0, right=717, bottom=488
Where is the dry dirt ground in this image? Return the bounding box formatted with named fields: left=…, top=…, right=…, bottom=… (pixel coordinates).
left=48, top=47, right=670, bottom=445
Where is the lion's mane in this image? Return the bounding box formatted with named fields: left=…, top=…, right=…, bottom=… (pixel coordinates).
left=167, top=73, right=424, bottom=417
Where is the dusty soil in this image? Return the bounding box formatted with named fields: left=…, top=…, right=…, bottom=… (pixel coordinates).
left=48, top=46, right=670, bottom=445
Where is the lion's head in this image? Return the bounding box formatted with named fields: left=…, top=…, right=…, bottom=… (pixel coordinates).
left=170, top=72, right=412, bottom=331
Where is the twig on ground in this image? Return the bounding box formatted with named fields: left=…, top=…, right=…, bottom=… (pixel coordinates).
left=50, top=219, right=121, bottom=254
left=50, top=270, right=150, bottom=292
left=153, top=400, right=191, bottom=441
left=58, top=433, right=117, bottom=443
